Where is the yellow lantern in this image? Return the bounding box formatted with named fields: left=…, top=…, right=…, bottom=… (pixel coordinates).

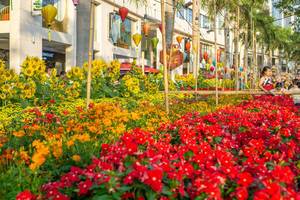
left=132, top=33, right=142, bottom=47
left=42, top=4, right=57, bottom=41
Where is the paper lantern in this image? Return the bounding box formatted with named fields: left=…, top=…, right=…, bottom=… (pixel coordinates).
left=176, top=36, right=183, bottom=45
left=208, top=58, right=212, bottom=64
left=72, top=0, right=79, bottom=6
left=185, top=41, right=191, bottom=52
left=132, top=33, right=142, bottom=47
left=210, top=66, right=215, bottom=72
left=203, top=52, right=208, bottom=60
left=143, top=23, right=150, bottom=37
left=239, top=66, right=243, bottom=72
left=42, top=4, right=57, bottom=41
left=158, top=23, right=162, bottom=33
left=212, top=59, right=216, bottom=67
left=151, top=37, right=159, bottom=50
left=217, top=49, right=221, bottom=62
left=119, top=7, right=128, bottom=22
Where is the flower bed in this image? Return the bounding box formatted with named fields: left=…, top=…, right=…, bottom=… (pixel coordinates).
left=17, top=96, right=300, bottom=200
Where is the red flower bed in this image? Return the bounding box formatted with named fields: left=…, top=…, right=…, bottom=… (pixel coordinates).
left=17, top=96, right=300, bottom=200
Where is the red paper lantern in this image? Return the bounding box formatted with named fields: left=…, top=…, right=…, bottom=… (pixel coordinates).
left=119, top=7, right=128, bottom=22
left=203, top=52, right=208, bottom=60
left=158, top=23, right=162, bottom=33
left=210, top=66, right=215, bottom=72
left=143, top=23, right=150, bottom=37
left=185, top=41, right=191, bottom=52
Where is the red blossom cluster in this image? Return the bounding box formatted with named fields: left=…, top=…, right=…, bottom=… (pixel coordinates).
left=17, top=96, right=300, bottom=200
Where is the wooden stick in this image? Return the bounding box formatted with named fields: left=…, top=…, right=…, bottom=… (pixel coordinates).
left=161, top=0, right=169, bottom=114
left=86, top=0, right=95, bottom=109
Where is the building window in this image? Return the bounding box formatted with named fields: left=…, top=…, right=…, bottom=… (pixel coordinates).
left=109, top=13, right=132, bottom=49
left=186, top=8, right=192, bottom=23
left=200, top=14, right=210, bottom=29
left=177, top=7, right=185, bottom=19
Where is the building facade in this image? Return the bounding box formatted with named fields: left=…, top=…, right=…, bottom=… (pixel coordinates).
left=0, top=0, right=77, bottom=74
left=2, top=0, right=295, bottom=76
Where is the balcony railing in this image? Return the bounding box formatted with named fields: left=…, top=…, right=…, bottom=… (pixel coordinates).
left=0, top=6, right=9, bottom=21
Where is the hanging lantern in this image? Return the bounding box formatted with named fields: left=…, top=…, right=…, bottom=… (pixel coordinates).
left=158, top=23, right=162, bottom=33
left=119, top=7, right=128, bottom=22
left=212, top=59, right=216, bottom=67
left=208, top=58, right=212, bottom=64
left=42, top=4, right=57, bottom=41
left=72, top=0, right=79, bottom=6
left=143, top=23, right=150, bottom=37
left=185, top=40, right=191, bottom=52
left=133, top=33, right=142, bottom=47
left=203, top=52, right=208, bottom=61
left=210, top=66, right=215, bottom=72
left=176, top=36, right=183, bottom=45
left=217, top=49, right=221, bottom=62
left=151, top=37, right=159, bottom=50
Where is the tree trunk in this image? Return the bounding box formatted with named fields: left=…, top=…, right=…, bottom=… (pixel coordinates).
left=243, top=24, right=248, bottom=86
left=253, top=24, right=257, bottom=88
left=234, top=7, right=240, bottom=91
left=268, top=49, right=272, bottom=66
left=224, top=11, right=230, bottom=69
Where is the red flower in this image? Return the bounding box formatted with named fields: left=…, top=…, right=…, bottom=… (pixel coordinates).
left=78, top=179, right=93, bottom=196
left=144, top=169, right=163, bottom=192
left=237, top=172, right=253, bottom=187
left=235, top=187, right=248, bottom=200
left=49, top=99, right=56, bottom=104
left=16, top=190, right=36, bottom=200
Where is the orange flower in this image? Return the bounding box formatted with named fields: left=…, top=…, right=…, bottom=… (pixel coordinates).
left=67, top=140, right=74, bottom=148
left=13, top=130, right=25, bottom=137
left=72, top=154, right=81, bottom=162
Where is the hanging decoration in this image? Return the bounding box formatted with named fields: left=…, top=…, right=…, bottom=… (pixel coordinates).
left=210, top=66, right=215, bottom=72
left=203, top=51, right=208, bottom=61
left=133, top=33, right=142, bottom=47
left=119, top=7, right=128, bottom=22
left=143, top=22, right=150, bottom=37
left=158, top=23, right=162, bottom=33
left=176, top=36, right=183, bottom=46
left=212, top=59, right=216, bottom=67
left=151, top=37, right=159, bottom=51
left=72, top=0, right=80, bottom=6
left=217, top=49, right=221, bottom=62
left=42, top=4, right=57, bottom=41
left=185, top=40, right=191, bottom=52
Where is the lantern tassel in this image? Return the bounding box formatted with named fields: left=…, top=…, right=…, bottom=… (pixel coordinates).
left=48, top=28, right=52, bottom=42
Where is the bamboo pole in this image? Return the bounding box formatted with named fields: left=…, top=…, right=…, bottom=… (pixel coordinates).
left=86, top=0, right=95, bottom=109
left=214, top=0, right=218, bottom=106
left=142, top=51, right=145, bottom=75
left=161, top=0, right=169, bottom=114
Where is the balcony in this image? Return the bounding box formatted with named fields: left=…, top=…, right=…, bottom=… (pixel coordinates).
left=0, top=0, right=9, bottom=21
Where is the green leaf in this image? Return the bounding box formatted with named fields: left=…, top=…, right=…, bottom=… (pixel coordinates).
left=92, top=194, right=115, bottom=200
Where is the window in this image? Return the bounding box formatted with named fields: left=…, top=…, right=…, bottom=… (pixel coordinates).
left=186, top=8, right=192, bottom=23
left=177, top=7, right=184, bottom=19
left=200, top=14, right=210, bottom=29
left=109, top=13, right=132, bottom=49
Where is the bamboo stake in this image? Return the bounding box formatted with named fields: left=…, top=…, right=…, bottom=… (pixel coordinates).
left=161, top=0, right=169, bottom=114
left=86, top=0, right=95, bottom=109
left=234, top=6, right=240, bottom=91
left=142, top=51, right=145, bottom=75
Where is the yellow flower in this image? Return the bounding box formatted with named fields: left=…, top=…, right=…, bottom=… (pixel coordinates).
left=23, top=67, right=34, bottom=77
left=1, top=84, right=10, bottom=92
left=72, top=154, right=81, bottom=162
left=0, top=93, right=6, bottom=100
